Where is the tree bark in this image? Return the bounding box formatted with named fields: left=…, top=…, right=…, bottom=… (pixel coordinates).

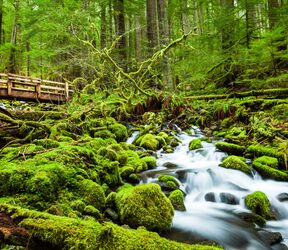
left=0, top=0, right=3, bottom=45
left=245, top=0, right=257, bottom=48
left=134, top=15, right=142, bottom=61
left=100, top=3, right=107, bottom=49
left=181, top=0, right=190, bottom=34
left=268, top=0, right=279, bottom=29
left=146, top=0, right=158, bottom=53
left=220, top=0, right=234, bottom=50
left=157, top=0, right=173, bottom=90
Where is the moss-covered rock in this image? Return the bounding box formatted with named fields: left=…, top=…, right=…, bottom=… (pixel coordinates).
left=158, top=175, right=180, bottom=188
left=254, top=156, right=278, bottom=169
left=115, top=183, right=174, bottom=232
left=244, top=191, right=273, bottom=220
left=138, top=134, right=160, bottom=151
left=189, top=138, right=203, bottom=151
left=140, top=156, right=157, bottom=169
left=252, top=161, right=288, bottom=181
left=169, top=189, right=186, bottom=211
left=83, top=205, right=102, bottom=219
left=216, top=142, right=245, bottom=156
left=246, top=145, right=286, bottom=168
left=108, top=123, right=128, bottom=142
left=220, top=156, right=251, bottom=175
left=119, top=166, right=134, bottom=179
left=224, top=127, right=247, bottom=144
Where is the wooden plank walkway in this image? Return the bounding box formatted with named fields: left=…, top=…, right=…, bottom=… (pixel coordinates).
left=0, top=73, right=73, bottom=103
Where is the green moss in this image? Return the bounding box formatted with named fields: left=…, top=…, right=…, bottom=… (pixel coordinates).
left=189, top=138, right=203, bottom=150
left=94, top=129, right=116, bottom=139
left=78, top=179, right=105, bottom=211
left=254, top=156, right=278, bottom=169
left=120, top=166, right=134, bottom=179
left=252, top=161, right=288, bottom=181
left=158, top=175, right=180, bottom=188
left=245, top=191, right=273, bottom=220
left=216, top=142, right=245, bottom=156
left=247, top=145, right=286, bottom=167
left=169, top=190, right=186, bottom=211
left=83, top=205, right=102, bottom=219
left=0, top=204, right=220, bottom=249
left=139, top=134, right=160, bottom=151
left=115, top=183, right=174, bottom=232
left=108, top=123, right=128, bottom=142
left=127, top=173, right=140, bottom=184
left=105, top=192, right=117, bottom=210
left=224, top=127, right=247, bottom=144
left=140, top=156, right=157, bottom=169
left=71, top=199, right=86, bottom=213
left=220, top=156, right=251, bottom=175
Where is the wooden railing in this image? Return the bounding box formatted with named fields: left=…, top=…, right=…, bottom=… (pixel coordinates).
left=0, top=73, right=73, bottom=103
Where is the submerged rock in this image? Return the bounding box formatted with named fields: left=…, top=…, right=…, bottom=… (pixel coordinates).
left=237, top=212, right=266, bottom=226
left=219, top=192, right=239, bottom=205
left=205, top=192, right=216, bottom=202
left=277, top=193, right=288, bottom=202
left=258, top=230, right=283, bottom=246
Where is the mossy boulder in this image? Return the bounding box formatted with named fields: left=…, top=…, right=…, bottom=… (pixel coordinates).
left=216, top=142, right=245, bottom=156
left=139, top=134, right=160, bottom=151
left=158, top=174, right=180, bottom=191
left=254, top=156, right=278, bottom=169
left=220, top=156, right=252, bottom=175
left=252, top=161, right=288, bottom=181
left=246, top=145, right=286, bottom=168
left=78, top=179, right=106, bottom=211
left=224, top=127, right=247, bottom=144
left=189, top=139, right=203, bottom=151
left=245, top=191, right=274, bottom=220
left=108, top=123, right=128, bottom=142
left=115, top=183, right=174, bottom=232
left=169, top=190, right=186, bottom=211
left=140, top=156, right=157, bottom=169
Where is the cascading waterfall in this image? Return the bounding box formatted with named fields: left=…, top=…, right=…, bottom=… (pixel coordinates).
left=133, top=127, right=288, bottom=250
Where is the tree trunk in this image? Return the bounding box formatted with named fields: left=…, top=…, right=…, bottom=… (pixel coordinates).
left=26, top=41, right=30, bottom=76
left=220, top=0, right=234, bottom=50
left=134, top=15, right=142, bottom=61
left=181, top=0, right=190, bottom=34
left=146, top=0, right=158, bottom=53
left=100, top=3, right=106, bottom=49
left=0, top=0, right=3, bottom=45
left=245, top=0, right=257, bottom=48
left=268, top=0, right=279, bottom=29
left=114, top=0, right=127, bottom=66
left=157, top=0, right=174, bottom=90
left=8, top=0, right=20, bottom=73
left=109, top=1, right=113, bottom=45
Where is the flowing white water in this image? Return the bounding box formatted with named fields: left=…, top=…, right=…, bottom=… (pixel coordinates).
left=135, top=127, right=288, bottom=250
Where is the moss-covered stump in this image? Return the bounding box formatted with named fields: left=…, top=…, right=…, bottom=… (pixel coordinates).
left=246, top=145, right=286, bottom=169
left=252, top=161, right=288, bottom=181
left=169, top=189, right=186, bottom=211
left=189, top=138, right=203, bottom=151
left=215, top=142, right=245, bottom=156
left=115, top=183, right=174, bottom=232
left=244, top=191, right=274, bottom=220
left=220, top=156, right=252, bottom=175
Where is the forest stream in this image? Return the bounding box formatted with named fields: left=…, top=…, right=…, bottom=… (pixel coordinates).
left=128, top=127, right=288, bottom=250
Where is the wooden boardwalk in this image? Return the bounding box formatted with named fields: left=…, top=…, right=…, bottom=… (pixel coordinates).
left=0, top=73, right=73, bottom=103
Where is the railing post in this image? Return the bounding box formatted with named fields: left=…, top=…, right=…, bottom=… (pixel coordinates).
left=7, top=74, right=12, bottom=96
left=65, top=82, right=69, bottom=101
left=36, top=81, right=41, bottom=99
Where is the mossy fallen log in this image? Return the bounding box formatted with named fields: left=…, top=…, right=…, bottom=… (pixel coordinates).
left=185, top=88, right=288, bottom=101
left=0, top=204, right=222, bottom=250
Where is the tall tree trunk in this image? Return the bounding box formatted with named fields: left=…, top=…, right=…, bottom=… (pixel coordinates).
left=0, top=0, right=3, bottom=45
left=146, top=0, right=158, bottom=53
left=26, top=41, right=30, bottom=76
left=109, top=1, right=113, bottom=45
left=157, top=0, right=174, bottom=90
left=220, top=0, right=234, bottom=51
left=268, top=0, right=279, bottom=29
left=8, top=0, right=20, bottom=73
left=181, top=0, right=190, bottom=34
left=100, top=3, right=106, bottom=49
left=134, top=15, right=142, bottom=61
left=245, top=0, right=257, bottom=48
left=114, top=0, right=126, bottom=66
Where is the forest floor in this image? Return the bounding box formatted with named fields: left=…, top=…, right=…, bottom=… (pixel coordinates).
left=0, top=86, right=287, bottom=249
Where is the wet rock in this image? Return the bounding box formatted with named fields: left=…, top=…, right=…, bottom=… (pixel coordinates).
left=220, top=192, right=239, bottom=205
left=104, top=208, right=118, bottom=221
left=204, top=192, right=216, bottom=202
left=258, top=230, right=282, bottom=246
left=163, top=162, right=179, bottom=169
left=237, top=212, right=266, bottom=226
left=272, top=243, right=288, bottom=250
left=277, top=193, right=288, bottom=202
